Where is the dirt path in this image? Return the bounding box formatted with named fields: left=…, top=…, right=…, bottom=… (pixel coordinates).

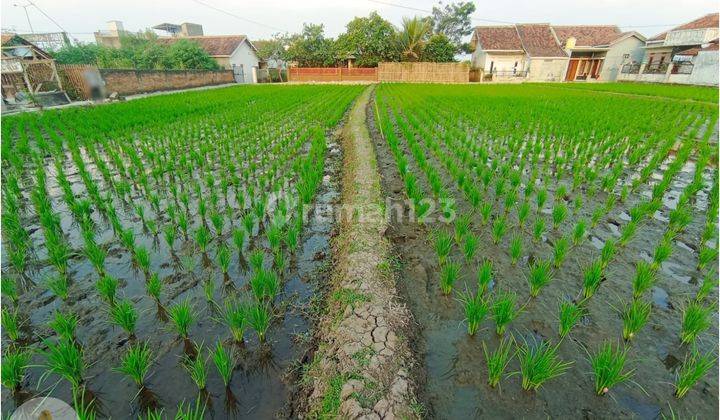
left=302, top=86, right=420, bottom=419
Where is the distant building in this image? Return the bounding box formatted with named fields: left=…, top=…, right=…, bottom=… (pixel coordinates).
left=94, top=20, right=128, bottom=48
left=470, top=23, right=644, bottom=82
left=19, top=32, right=71, bottom=52
left=618, top=13, right=719, bottom=86
left=152, top=22, right=204, bottom=37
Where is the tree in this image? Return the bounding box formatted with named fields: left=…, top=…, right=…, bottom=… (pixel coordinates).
left=166, top=40, right=220, bottom=70
left=255, top=34, right=291, bottom=64
left=422, top=34, right=457, bottom=62
left=336, top=12, right=399, bottom=67
left=398, top=16, right=432, bottom=61
left=53, top=44, right=102, bottom=65
left=286, top=24, right=337, bottom=67
left=431, top=1, right=476, bottom=52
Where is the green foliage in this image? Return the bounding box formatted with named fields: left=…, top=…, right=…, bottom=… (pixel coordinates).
left=182, top=343, right=208, bottom=390
left=115, top=342, right=153, bottom=386
left=459, top=289, right=489, bottom=335
left=482, top=337, right=514, bottom=388
left=517, top=339, right=572, bottom=391
left=590, top=341, right=634, bottom=395
left=558, top=301, right=584, bottom=338
left=212, top=341, right=235, bottom=387
left=620, top=299, right=651, bottom=341
left=492, top=291, right=519, bottom=335
left=286, top=24, right=338, bottom=67
left=680, top=301, right=712, bottom=344
left=169, top=299, right=195, bottom=339
left=421, top=34, right=457, bottom=62
left=1, top=348, right=31, bottom=390
left=430, top=1, right=476, bottom=51
left=335, top=12, right=399, bottom=66
left=674, top=350, right=716, bottom=398
left=439, top=260, right=461, bottom=295
left=398, top=16, right=432, bottom=61
left=527, top=259, right=552, bottom=298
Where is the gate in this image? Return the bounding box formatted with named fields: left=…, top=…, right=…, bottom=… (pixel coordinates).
left=232, top=64, right=245, bottom=83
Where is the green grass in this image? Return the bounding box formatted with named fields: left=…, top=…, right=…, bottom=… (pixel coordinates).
left=459, top=290, right=489, bottom=336
left=434, top=230, right=453, bottom=264
left=590, top=341, right=634, bottom=395
left=439, top=260, right=461, bottom=295
left=549, top=82, right=719, bottom=103
left=212, top=341, right=235, bottom=387
left=175, top=398, right=206, bottom=420
left=695, top=271, right=717, bottom=303
left=509, top=235, right=522, bottom=265
left=182, top=343, right=208, bottom=390
left=680, top=301, right=713, bottom=344
left=482, top=337, right=514, bottom=388
left=1, top=347, right=31, bottom=391
left=1, top=308, right=21, bottom=341
left=96, top=275, right=119, bottom=305
left=169, top=299, right=195, bottom=339
left=147, top=273, right=163, bottom=301
left=223, top=297, right=248, bottom=343
left=516, top=339, right=572, bottom=391
left=114, top=342, right=153, bottom=386
left=476, top=260, right=493, bottom=295
left=558, top=301, right=584, bottom=338
left=527, top=259, right=553, bottom=298
left=620, top=299, right=652, bottom=341
left=110, top=299, right=138, bottom=337
left=46, top=274, right=70, bottom=300
left=247, top=301, right=271, bottom=342
left=492, top=291, right=519, bottom=335
left=632, top=261, right=657, bottom=299
left=40, top=338, right=85, bottom=390
left=49, top=310, right=79, bottom=341
left=582, top=259, right=604, bottom=299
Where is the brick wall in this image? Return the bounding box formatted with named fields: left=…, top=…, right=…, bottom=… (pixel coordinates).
left=100, top=69, right=234, bottom=96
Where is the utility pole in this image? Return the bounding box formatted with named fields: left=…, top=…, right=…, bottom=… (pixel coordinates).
left=13, top=3, right=34, bottom=33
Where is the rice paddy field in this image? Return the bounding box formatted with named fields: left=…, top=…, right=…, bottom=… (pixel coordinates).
left=371, top=83, right=718, bottom=419
left=1, top=81, right=718, bottom=419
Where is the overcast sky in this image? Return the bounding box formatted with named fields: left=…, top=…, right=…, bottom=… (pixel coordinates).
left=1, top=0, right=717, bottom=44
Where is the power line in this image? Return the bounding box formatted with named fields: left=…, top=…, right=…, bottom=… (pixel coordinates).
left=26, top=0, right=70, bottom=34
left=189, top=0, right=290, bottom=33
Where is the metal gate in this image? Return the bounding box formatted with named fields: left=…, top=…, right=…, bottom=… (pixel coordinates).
left=232, top=64, right=245, bottom=83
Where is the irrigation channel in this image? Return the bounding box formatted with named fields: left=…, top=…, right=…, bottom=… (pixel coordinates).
left=2, top=83, right=718, bottom=419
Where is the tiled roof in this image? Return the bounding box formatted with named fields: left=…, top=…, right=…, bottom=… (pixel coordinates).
left=473, top=26, right=524, bottom=51
left=157, top=35, right=248, bottom=56
left=516, top=24, right=567, bottom=57
left=648, top=13, right=719, bottom=42
left=552, top=25, right=622, bottom=47
left=702, top=38, right=719, bottom=51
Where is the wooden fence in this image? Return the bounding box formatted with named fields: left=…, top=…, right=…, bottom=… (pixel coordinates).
left=58, top=64, right=99, bottom=100
left=288, top=67, right=378, bottom=82
left=378, top=62, right=470, bottom=83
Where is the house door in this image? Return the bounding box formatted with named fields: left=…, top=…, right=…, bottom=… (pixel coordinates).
left=232, top=64, right=245, bottom=83
left=565, top=59, right=579, bottom=81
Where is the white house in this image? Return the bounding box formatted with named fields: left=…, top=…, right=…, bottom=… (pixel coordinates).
left=158, top=35, right=260, bottom=83
left=617, top=13, right=719, bottom=86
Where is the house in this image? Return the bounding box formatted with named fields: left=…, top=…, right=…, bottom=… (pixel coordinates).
left=618, top=13, right=719, bottom=85
left=471, top=23, right=646, bottom=82
left=471, top=24, right=568, bottom=82
left=553, top=26, right=645, bottom=81
left=1, top=33, right=65, bottom=102
left=94, top=21, right=129, bottom=48
left=153, top=22, right=260, bottom=84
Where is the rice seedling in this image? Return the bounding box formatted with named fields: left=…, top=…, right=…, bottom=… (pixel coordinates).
left=194, top=227, right=211, bottom=253
left=551, top=203, right=567, bottom=229
left=479, top=202, right=493, bottom=225
left=147, top=273, right=162, bottom=301
left=232, top=228, right=245, bottom=253
left=552, top=236, right=569, bottom=268
left=175, top=398, right=206, bottom=419
left=182, top=343, right=208, bottom=391
left=110, top=299, right=138, bottom=338
left=533, top=218, right=545, bottom=242
left=49, top=310, right=79, bottom=341
left=434, top=230, right=453, bottom=264
left=73, top=386, right=97, bottom=420
left=695, top=271, right=717, bottom=303
left=454, top=214, right=471, bottom=244
left=558, top=301, right=584, bottom=338
left=247, top=301, right=271, bottom=343
left=477, top=260, right=493, bottom=295
left=84, top=240, right=106, bottom=274
left=135, top=246, right=151, bottom=274
left=168, top=299, right=195, bottom=339
left=492, top=291, right=519, bottom=335
left=516, top=339, right=572, bottom=391
left=573, top=220, right=588, bottom=247
left=680, top=301, right=713, bottom=344
left=250, top=269, right=280, bottom=302
left=163, top=225, right=176, bottom=250
left=509, top=235, right=522, bottom=265
left=285, top=225, right=300, bottom=251
left=632, top=261, right=657, bottom=299
left=674, top=349, right=716, bottom=398
left=273, top=250, right=287, bottom=273
left=620, top=299, right=651, bottom=341
left=590, top=341, right=634, bottom=395
left=697, top=246, right=717, bottom=271
left=114, top=342, right=153, bottom=387
left=492, top=216, right=507, bottom=244
left=652, top=239, right=673, bottom=269
left=517, top=201, right=530, bottom=227
left=40, top=338, right=85, bottom=391
left=536, top=189, right=547, bottom=211
left=203, top=278, right=215, bottom=303
left=1, top=277, right=19, bottom=306
left=482, top=337, right=515, bottom=388
left=459, top=290, right=489, bottom=335
left=242, top=213, right=255, bottom=236
left=144, top=408, right=165, bottom=420
left=121, top=228, right=136, bottom=251
left=600, top=239, right=616, bottom=267
left=582, top=259, right=604, bottom=299
left=1, top=348, right=31, bottom=391
left=463, top=234, right=479, bottom=263
left=439, top=261, right=461, bottom=295
left=210, top=212, right=224, bottom=236
left=212, top=341, right=236, bottom=387
left=527, top=259, right=553, bottom=298
left=249, top=249, right=265, bottom=272
left=46, top=274, right=70, bottom=300
left=619, top=221, right=638, bottom=247
left=96, top=275, right=119, bottom=305
left=216, top=244, right=231, bottom=274
left=1, top=308, right=20, bottom=341
left=223, top=297, right=248, bottom=343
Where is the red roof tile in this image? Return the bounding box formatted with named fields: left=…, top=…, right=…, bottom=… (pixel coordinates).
left=157, top=35, right=248, bottom=56
left=516, top=24, right=567, bottom=57
left=552, top=25, right=622, bottom=47
left=648, top=13, right=719, bottom=42
left=473, top=26, right=524, bottom=51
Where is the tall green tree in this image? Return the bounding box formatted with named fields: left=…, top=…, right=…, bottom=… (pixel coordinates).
left=431, top=1, right=476, bottom=52
left=422, top=34, right=457, bottom=62
left=398, top=16, right=432, bottom=62
left=335, top=12, right=399, bottom=67
left=286, top=24, right=337, bottom=67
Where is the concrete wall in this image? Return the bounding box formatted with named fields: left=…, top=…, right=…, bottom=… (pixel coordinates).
left=665, top=28, right=719, bottom=47
left=600, top=37, right=645, bottom=81
left=527, top=58, right=568, bottom=82
left=483, top=53, right=527, bottom=73
left=228, top=41, right=260, bottom=83
left=616, top=51, right=719, bottom=86
left=100, top=69, right=234, bottom=96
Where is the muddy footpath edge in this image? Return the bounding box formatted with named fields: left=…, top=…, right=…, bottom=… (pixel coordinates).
left=299, top=86, right=421, bottom=419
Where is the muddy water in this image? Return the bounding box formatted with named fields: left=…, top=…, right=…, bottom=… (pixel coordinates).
left=368, top=95, right=718, bottom=419
left=1, top=140, right=342, bottom=418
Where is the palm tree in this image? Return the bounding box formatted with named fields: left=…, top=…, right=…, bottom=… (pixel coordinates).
left=398, top=17, right=432, bottom=61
